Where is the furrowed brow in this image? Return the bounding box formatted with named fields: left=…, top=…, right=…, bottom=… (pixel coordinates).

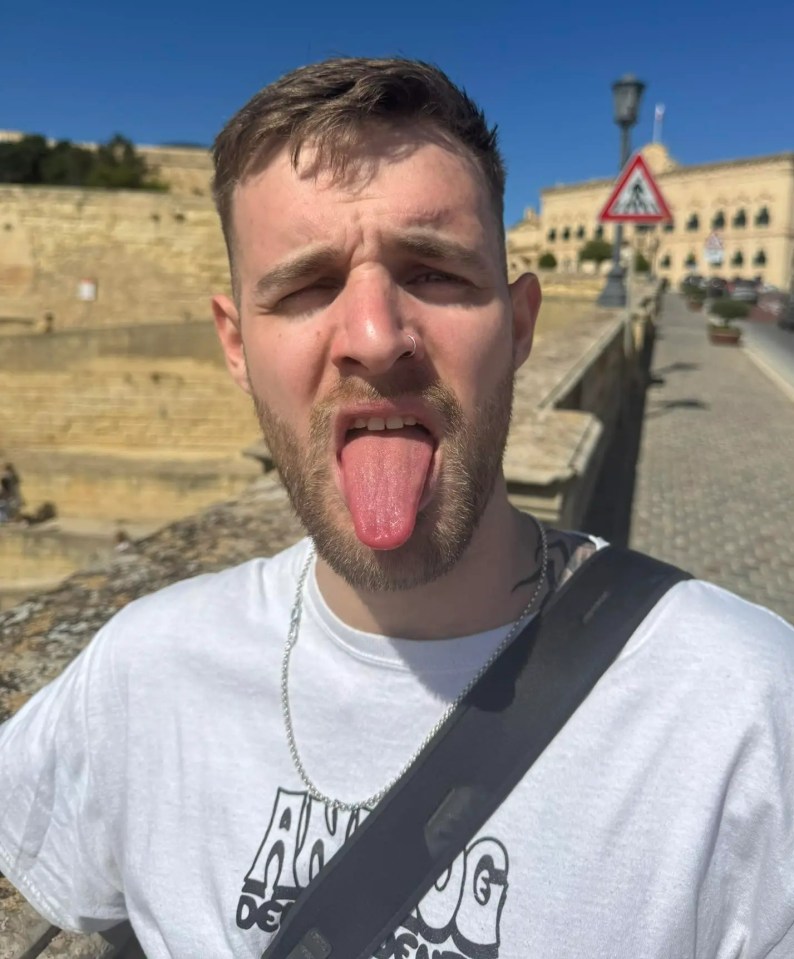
left=253, top=246, right=339, bottom=299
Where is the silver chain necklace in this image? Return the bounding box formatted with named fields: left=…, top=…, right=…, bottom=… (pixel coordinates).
left=281, top=516, right=549, bottom=812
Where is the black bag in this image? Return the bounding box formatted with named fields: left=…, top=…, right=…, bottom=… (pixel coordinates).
left=262, top=546, right=690, bottom=959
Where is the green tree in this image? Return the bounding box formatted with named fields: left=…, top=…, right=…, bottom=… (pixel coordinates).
left=0, top=134, right=49, bottom=183
left=634, top=252, right=651, bottom=273
left=538, top=251, right=557, bottom=269
left=39, top=140, right=95, bottom=186
left=87, top=134, right=151, bottom=188
left=578, top=239, right=613, bottom=265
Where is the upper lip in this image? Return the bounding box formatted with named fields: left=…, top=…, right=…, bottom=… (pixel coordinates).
left=334, top=402, right=441, bottom=453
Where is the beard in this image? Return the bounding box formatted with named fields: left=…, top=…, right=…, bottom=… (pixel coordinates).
left=250, top=365, right=514, bottom=592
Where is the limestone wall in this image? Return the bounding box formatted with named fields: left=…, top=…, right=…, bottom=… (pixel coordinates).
left=0, top=356, right=256, bottom=452
left=0, top=319, right=226, bottom=371
left=0, top=185, right=229, bottom=330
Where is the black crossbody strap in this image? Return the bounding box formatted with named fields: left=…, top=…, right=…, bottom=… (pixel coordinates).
left=263, top=546, right=691, bottom=959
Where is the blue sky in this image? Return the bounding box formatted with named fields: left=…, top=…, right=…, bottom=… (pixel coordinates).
left=3, top=0, right=792, bottom=225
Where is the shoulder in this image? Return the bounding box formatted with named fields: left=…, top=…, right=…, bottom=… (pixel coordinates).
left=101, top=537, right=312, bottom=660
left=626, top=578, right=794, bottom=704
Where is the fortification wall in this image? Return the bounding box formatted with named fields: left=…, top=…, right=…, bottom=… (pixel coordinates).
left=0, top=356, right=256, bottom=452
left=0, top=319, right=225, bottom=371
left=0, top=185, right=229, bottom=330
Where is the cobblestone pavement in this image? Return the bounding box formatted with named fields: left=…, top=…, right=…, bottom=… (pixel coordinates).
left=629, top=293, right=794, bottom=625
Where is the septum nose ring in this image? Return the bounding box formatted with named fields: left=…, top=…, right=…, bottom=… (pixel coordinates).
left=403, top=333, right=417, bottom=358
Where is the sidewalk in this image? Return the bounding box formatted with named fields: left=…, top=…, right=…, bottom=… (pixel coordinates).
left=629, top=293, right=794, bottom=625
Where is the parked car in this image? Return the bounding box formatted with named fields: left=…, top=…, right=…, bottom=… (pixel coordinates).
left=730, top=280, right=758, bottom=304
left=680, top=274, right=706, bottom=292
left=778, top=297, right=794, bottom=330
left=706, top=277, right=728, bottom=297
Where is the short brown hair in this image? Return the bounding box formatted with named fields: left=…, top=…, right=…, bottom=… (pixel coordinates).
left=212, top=57, right=505, bottom=259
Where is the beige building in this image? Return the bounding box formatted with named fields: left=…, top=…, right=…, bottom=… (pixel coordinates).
left=507, top=143, right=794, bottom=290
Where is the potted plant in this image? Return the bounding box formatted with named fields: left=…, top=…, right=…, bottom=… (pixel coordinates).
left=684, top=285, right=707, bottom=311
left=707, top=298, right=749, bottom=344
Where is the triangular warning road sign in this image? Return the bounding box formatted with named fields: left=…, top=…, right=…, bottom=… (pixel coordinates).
left=599, top=153, right=673, bottom=223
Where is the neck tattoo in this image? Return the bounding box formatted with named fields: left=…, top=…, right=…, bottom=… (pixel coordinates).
left=281, top=515, right=549, bottom=812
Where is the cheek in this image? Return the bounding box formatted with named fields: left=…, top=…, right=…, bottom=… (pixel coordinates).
left=243, top=329, right=324, bottom=425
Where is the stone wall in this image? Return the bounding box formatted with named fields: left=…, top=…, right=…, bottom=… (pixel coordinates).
left=0, top=185, right=228, bottom=330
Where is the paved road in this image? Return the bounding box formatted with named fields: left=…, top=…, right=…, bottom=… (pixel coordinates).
left=629, top=293, right=794, bottom=625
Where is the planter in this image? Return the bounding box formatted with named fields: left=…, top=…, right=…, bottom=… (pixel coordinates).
left=688, top=299, right=705, bottom=312
left=707, top=325, right=742, bottom=346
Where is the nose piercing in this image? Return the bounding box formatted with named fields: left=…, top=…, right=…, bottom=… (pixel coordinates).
left=403, top=333, right=417, bottom=358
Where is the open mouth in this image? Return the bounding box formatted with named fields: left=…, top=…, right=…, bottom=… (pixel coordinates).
left=336, top=409, right=440, bottom=550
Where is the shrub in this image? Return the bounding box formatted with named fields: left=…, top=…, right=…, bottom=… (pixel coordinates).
left=0, top=133, right=166, bottom=190
left=710, top=299, right=750, bottom=323
left=634, top=252, right=651, bottom=273
left=538, top=252, right=557, bottom=269
left=578, top=239, right=613, bottom=264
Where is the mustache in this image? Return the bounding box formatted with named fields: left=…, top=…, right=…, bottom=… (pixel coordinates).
left=309, top=377, right=465, bottom=443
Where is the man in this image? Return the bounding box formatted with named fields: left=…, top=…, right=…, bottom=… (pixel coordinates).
left=1, top=58, right=793, bottom=958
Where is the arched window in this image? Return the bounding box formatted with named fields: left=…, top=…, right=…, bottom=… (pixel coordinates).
left=595, top=225, right=604, bottom=240
left=663, top=220, right=675, bottom=233
left=685, top=253, right=697, bottom=267
left=686, top=214, right=699, bottom=231
left=732, top=209, right=747, bottom=228
left=576, top=225, right=585, bottom=239
left=753, top=250, right=766, bottom=266
left=755, top=207, right=770, bottom=226
left=731, top=250, right=744, bottom=266
left=711, top=211, right=725, bottom=229
left=547, top=228, right=557, bottom=242
left=660, top=254, right=671, bottom=269
left=562, top=227, right=571, bottom=241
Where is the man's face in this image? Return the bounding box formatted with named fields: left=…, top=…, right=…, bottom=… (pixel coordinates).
left=214, top=126, right=538, bottom=591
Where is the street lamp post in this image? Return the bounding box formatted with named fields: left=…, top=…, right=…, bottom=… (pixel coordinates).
left=597, top=74, right=646, bottom=308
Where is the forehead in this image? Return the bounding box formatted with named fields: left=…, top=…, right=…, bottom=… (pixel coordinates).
left=229, top=128, right=500, bottom=257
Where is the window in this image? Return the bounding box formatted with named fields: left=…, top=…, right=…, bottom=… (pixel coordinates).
left=686, top=214, right=699, bottom=231
left=755, top=207, right=770, bottom=227
left=660, top=254, right=671, bottom=269
left=595, top=225, right=604, bottom=240
left=732, top=209, right=746, bottom=228
left=547, top=228, right=556, bottom=242
left=662, top=220, right=675, bottom=233
left=731, top=250, right=744, bottom=266
left=753, top=250, right=766, bottom=266
left=562, top=227, right=571, bottom=241
left=576, top=226, right=585, bottom=239
left=685, top=253, right=697, bottom=267
left=711, top=211, right=725, bottom=229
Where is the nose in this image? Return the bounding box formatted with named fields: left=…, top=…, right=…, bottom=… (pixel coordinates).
left=330, top=268, right=418, bottom=375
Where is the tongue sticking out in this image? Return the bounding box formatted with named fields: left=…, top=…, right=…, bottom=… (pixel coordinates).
left=339, top=427, right=434, bottom=549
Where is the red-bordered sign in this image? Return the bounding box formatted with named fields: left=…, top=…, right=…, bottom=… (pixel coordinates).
left=598, top=153, right=673, bottom=223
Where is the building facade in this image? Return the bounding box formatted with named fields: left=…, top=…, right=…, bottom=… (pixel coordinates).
left=507, top=143, right=794, bottom=290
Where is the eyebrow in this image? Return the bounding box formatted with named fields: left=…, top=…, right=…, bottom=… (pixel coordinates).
left=253, top=246, right=338, bottom=300
left=389, top=229, right=490, bottom=274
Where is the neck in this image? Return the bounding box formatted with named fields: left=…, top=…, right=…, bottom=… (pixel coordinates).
left=314, top=479, right=544, bottom=640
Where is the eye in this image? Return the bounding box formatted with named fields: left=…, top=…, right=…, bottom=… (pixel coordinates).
left=411, top=270, right=464, bottom=285
left=274, top=281, right=340, bottom=315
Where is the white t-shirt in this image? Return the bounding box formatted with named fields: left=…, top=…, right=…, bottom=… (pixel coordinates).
left=1, top=537, right=793, bottom=958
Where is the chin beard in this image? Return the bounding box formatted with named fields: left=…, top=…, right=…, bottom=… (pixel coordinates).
left=250, top=371, right=514, bottom=592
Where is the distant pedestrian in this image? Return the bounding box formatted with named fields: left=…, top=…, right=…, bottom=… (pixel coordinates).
left=0, top=463, right=22, bottom=521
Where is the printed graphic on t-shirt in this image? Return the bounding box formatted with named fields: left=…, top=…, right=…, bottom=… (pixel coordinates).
left=237, top=787, right=509, bottom=958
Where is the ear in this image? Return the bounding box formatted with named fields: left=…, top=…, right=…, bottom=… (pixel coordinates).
left=509, top=272, right=541, bottom=370
left=212, top=294, right=251, bottom=394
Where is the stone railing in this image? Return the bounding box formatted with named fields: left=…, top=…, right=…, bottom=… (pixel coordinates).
left=0, top=285, right=661, bottom=957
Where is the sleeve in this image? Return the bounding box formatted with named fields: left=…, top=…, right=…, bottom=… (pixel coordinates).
left=0, top=621, right=128, bottom=933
